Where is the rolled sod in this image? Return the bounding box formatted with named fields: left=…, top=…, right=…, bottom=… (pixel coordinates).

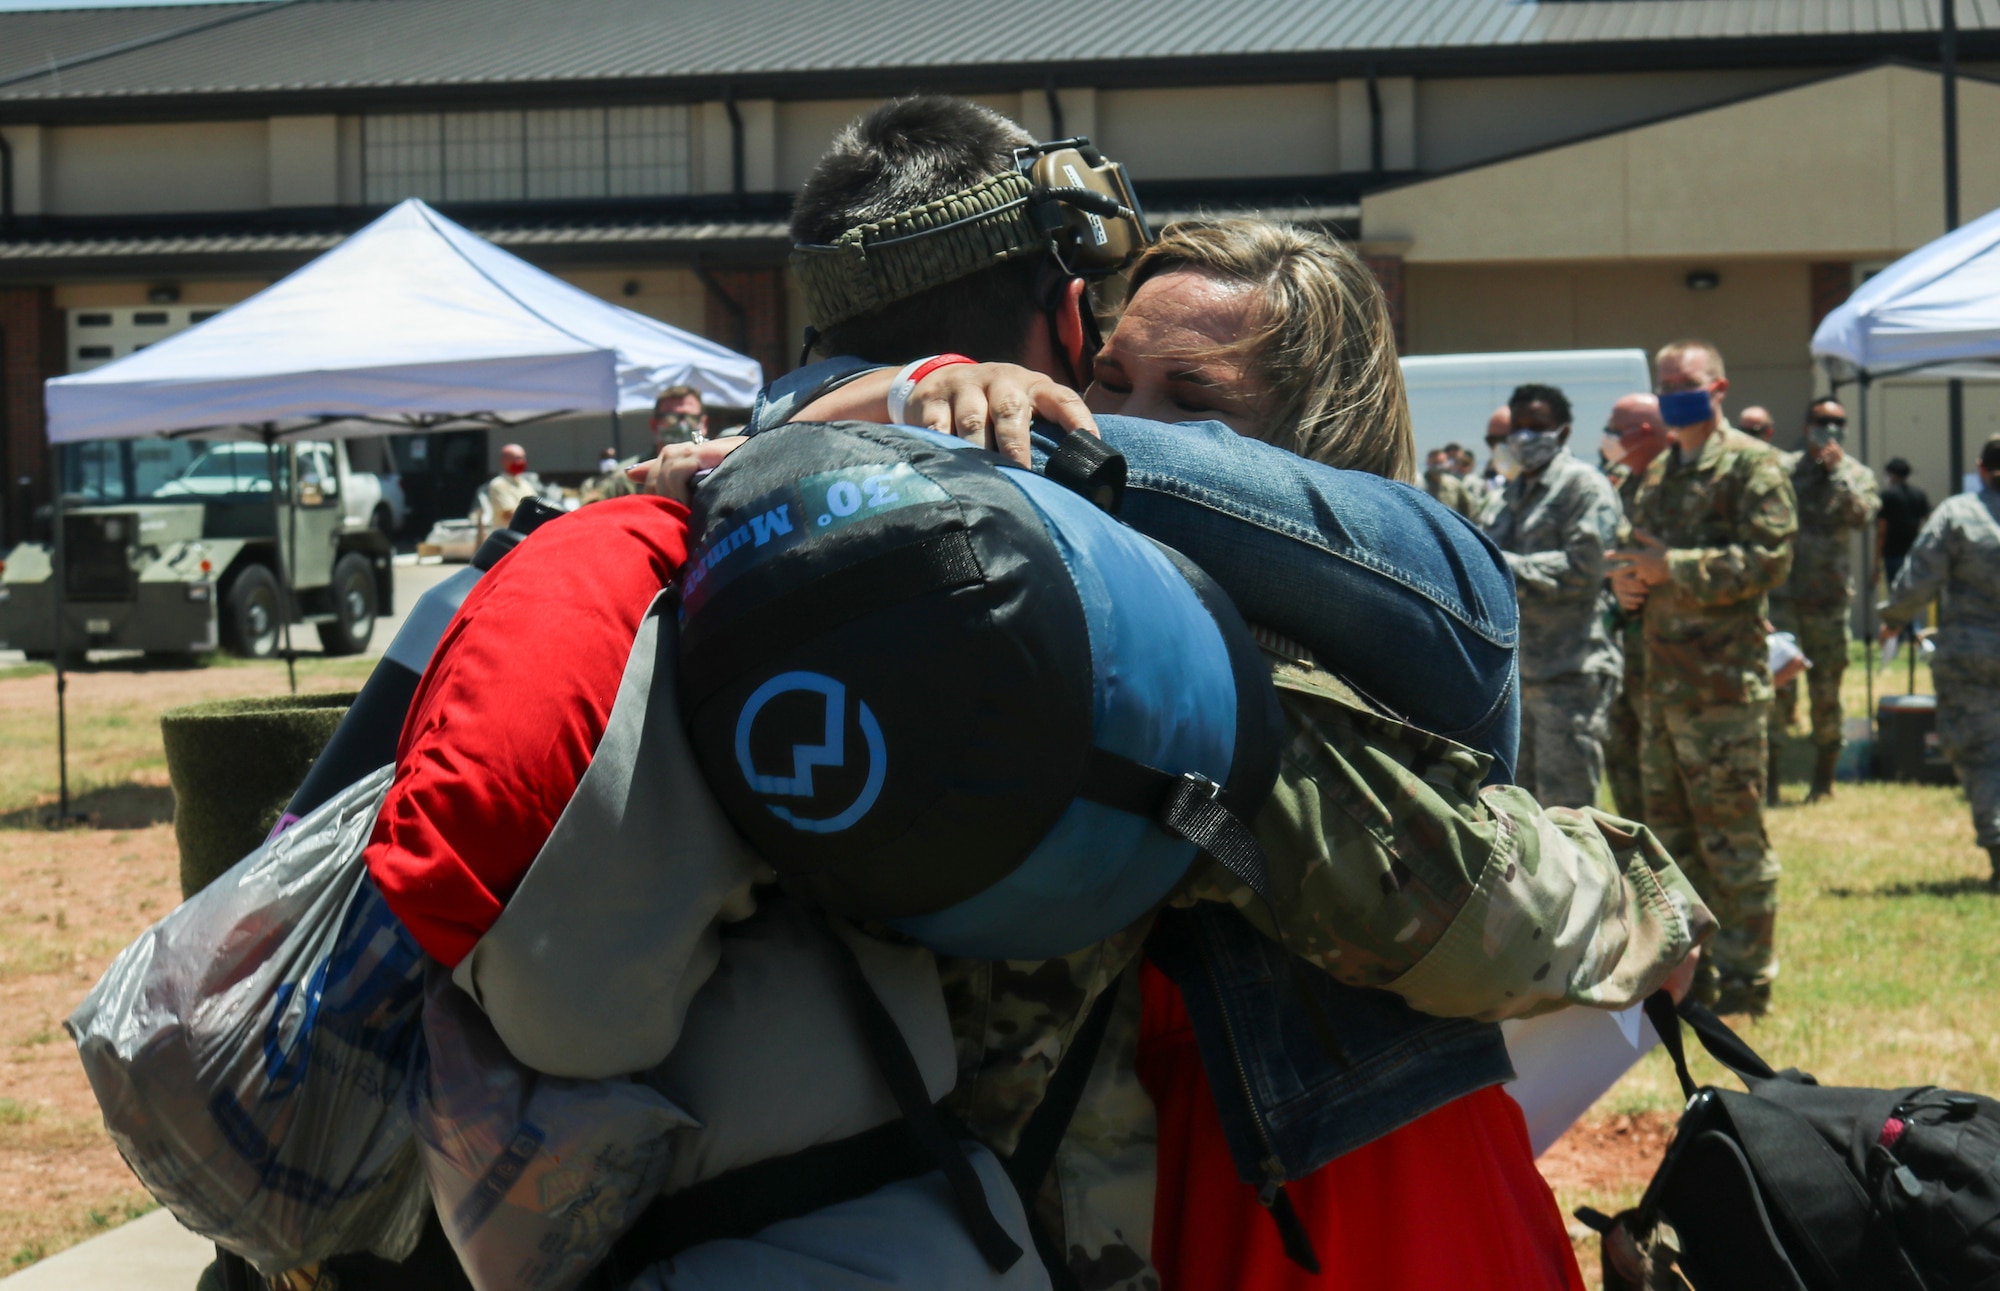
left=161, top=692, right=357, bottom=898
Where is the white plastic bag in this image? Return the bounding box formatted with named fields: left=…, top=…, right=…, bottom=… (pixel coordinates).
left=67, top=766, right=430, bottom=1273
left=412, top=967, right=695, bottom=1291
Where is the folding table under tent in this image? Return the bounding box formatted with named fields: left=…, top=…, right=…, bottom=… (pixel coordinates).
left=1810, top=203, right=2000, bottom=747
left=35, top=197, right=761, bottom=810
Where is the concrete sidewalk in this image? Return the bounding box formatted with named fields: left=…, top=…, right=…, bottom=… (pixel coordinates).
left=2, top=1209, right=211, bottom=1288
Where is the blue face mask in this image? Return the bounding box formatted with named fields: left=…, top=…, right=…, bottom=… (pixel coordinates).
left=1657, top=388, right=1714, bottom=428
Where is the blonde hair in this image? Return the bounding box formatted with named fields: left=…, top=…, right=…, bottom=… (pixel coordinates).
left=1125, top=219, right=1415, bottom=481
left=1654, top=338, right=1727, bottom=382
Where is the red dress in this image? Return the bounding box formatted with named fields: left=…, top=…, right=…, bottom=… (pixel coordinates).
left=1137, top=960, right=1586, bottom=1291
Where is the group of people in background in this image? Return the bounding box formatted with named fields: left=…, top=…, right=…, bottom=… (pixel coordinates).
left=1427, top=346, right=2000, bottom=1019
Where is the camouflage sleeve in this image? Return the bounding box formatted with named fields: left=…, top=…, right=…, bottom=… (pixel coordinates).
left=1180, top=661, right=1715, bottom=1021
left=1831, top=457, right=1881, bottom=530
left=1505, top=473, right=1618, bottom=601
left=1880, top=505, right=1954, bottom=628
left=1663, top=452, right=1797, bottom=606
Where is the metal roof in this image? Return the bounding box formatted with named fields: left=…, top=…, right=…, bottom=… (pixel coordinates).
left=0, top=0, right=1993, bottom=112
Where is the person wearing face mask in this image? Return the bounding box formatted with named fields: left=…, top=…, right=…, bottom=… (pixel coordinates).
left=473, top=442, right=545, bottom=531
left=1609, top=340, right=1797, bottom=1017
left=1600, top=393, right=1673, bottom=823
left=651, top=384, right=709, bottom=448
left=1482, top=384, right=1625, bottom=809
left=1769, top=398, right=1879, bottom=805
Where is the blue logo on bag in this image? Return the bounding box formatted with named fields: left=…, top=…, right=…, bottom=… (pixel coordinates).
left=734, top=671, right=886, bottom=834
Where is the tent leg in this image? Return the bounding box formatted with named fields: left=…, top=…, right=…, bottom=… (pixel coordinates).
left=50, top=443, right=75, bottom=826
left=1859, top=374, right=1874, bottom=762
left=261, top=429, right=297, bottom=696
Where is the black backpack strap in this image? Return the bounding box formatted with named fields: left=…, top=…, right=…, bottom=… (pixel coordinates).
left=1042, top=427, right=1126, bottom=514
left=815, top=910, right=1024, bottom=1274
left=1079, top=749, right=1349, bottom=1068
left=1643, top=990, right=1778, bottom=1098
left=1002, top=977, right=1123, bottom=1291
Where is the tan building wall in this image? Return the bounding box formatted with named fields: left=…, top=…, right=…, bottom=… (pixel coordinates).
left=1404, top=258, right=1819, bottom=436
left=1368, top=65, right=2000, bottom=265
left=45, top=120, right=269, bottom=216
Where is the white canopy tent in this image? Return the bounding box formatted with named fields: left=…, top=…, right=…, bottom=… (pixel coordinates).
left=44, top=197, right=763, bottom=443
left=32, top=200, right=762, bottom=771
left=1808, top=208, right=2000, bottom=737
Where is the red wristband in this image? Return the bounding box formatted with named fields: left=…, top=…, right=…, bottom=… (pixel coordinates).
left=887, top=353, right=977, bottom=424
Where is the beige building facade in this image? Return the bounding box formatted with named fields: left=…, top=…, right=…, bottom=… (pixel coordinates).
left=2, top=2, right=1996, bottom=536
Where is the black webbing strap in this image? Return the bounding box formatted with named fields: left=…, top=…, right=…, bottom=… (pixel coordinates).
left=679, top=529, right=984, bottom=707
left=1079, top=749, right=1349, bottom=1066
left=1043, top=429, right=1126, bottom=514
left=1002, top=979, right=1122, bottom=1291
left=815, top=910, right=1024, bottom=1273
left=1643, top=990, right=1777, bottom=1099
left=603, top=1114, right=939, bottom=1279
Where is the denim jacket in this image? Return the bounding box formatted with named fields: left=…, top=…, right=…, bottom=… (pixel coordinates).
left=751, top=359, right=1519, bottom=1184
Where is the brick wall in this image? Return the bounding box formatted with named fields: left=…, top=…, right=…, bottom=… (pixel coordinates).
left=0, top=287, right=62, bottom=546
left=699, top=267, right=789, bottom=398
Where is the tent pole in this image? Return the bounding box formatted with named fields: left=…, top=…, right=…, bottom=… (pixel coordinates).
left=261, top=427, right=297, bottom=695
left=50, top=442, right=75, bottom=825
left=611, top=407, right=623, bottom=461
left=1860, top=372, right=1875, bottom=759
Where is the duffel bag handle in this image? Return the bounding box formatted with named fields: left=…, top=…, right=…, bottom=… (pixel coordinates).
left=1643, top=990, right=1778, bottom=1100
left=1040, top=423, right=1127, bottom=514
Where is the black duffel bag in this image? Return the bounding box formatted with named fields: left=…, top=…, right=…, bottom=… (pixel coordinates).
left=1581, top=992, right=2000, bottom=1291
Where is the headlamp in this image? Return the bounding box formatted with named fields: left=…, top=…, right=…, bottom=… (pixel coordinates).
left=791, top=136, right=1151, bottom=335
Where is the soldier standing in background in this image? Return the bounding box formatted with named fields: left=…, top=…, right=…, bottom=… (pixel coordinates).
left=1879, top=436, right=2000, bottom=892
left=1601, top=392, right=1673, bottom=821
left=1769, top=397, right=1879, bottom=804
left=1424, top=444, right=1484, bottom=520
left=1610, top=339, right=1797, bottom=1015
left=1484, top=383, right=1625, bottom=808
left=1737, top=406, right=1776, bottom=442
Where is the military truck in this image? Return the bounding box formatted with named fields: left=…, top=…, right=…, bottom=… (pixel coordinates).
left=0, top=437, right=396, bottom=660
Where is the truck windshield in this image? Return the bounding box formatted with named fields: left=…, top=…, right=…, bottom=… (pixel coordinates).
left=63, top=440, right=289, bottom=504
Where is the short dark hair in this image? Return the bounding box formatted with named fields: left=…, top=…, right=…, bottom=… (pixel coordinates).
left=654, top=384, right=700, bottom=409
left=1508, top=383, right=1573, bottom=427
left=791, top=96, right=1045, bottom=365
left=1982, top=436, right=2000, bottom=474
left=1440, top=441, right=1465, bottom=455
left=1886, top=457, right=1911, bottom=477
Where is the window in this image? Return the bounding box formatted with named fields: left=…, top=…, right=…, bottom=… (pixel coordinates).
left=364, top=106, right=691, bottom=204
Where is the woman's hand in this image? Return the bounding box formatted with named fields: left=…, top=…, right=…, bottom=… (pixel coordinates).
left=792, top=362, right=1096, bottom=466
left=631, top=436, right=746, bottom=506
left=905, top=363, right=1097, bottom=465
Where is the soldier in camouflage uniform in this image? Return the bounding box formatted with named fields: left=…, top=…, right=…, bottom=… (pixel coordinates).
left=1424, top=445, right=1484, bottom=521
left=1602, top=394, right=1673, bottom=822
left=1610, top=340, right=1796, bottom=1016
left=1769, top=397, right=1879, bottom=803
left=1484, top=383, right=1626, bottom=809
left=1879, top=435, right=2000, bottom=890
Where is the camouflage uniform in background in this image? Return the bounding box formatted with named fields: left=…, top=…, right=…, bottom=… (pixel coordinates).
left=1460, top=470, right=1493, bottom=522
left=1605, top=462, right=1648, bottom=821
left=939, top=645, right=1717, bottom=1286
left=1630, top=422, right=1796, bottom=1000
left=1424, top=469, right=1484, bottom=522
left=1879, top=486, right=2000, bottom=883
left=1484, top=448, right=1625, bottom=809
left=1769, top=448, right=1879, bottom=789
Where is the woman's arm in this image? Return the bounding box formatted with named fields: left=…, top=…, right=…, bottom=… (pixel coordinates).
left=793, top=361, right=1096, bottom=465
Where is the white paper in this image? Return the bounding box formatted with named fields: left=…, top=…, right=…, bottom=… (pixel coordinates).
left=1501, top=1003, right=1660, bottom=1157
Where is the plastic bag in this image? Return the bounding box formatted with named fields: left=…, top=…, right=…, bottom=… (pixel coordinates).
left=67, top=765, right=431, bottom=1273
left=412, top=966, right=694, bottom=1291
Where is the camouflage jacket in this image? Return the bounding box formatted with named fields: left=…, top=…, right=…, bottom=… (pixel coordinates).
left=1424, top=470, right=1483, bottom=521
left=938, top=648, right=1717, bottom=1286
left=1483, top=449, right=1624, bottom=681
left=1880, top=487, right=2000, bottom=663
left=1772, top=448, right=1879, bottom=609
left=1630, top=424, right=1797, bottom=706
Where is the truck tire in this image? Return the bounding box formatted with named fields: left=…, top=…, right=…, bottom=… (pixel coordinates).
left=222, top=565, right=282, bottom=659
left=316, top=553, right=378, bottom=657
